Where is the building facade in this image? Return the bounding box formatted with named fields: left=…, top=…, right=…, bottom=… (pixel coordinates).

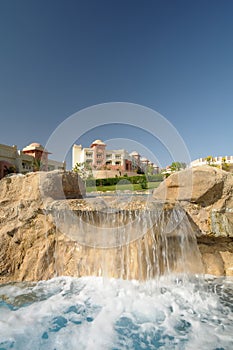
left=191, top=156, right=233, bottom=167
left=0, top=142, right=65, bottom=179
left=72, top=139, right=159, bottom=176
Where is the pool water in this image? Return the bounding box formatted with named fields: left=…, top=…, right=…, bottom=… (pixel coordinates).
left=0, top=275, right=233, bottom=350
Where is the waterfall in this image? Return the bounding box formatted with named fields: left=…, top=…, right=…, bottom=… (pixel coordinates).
left=47, top=198, right=203, bottom=280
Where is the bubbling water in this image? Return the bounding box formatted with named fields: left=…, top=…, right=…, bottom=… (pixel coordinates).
left=0, top=276, right=233, bottom=350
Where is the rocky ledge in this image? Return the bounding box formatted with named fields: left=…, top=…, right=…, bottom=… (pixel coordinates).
left=153, top=165, right=233, bottom=276
left=0, top=167, right=233, bottom=283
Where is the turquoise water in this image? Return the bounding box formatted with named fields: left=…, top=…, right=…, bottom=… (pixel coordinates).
left=0, top=275, right=233, bottom=350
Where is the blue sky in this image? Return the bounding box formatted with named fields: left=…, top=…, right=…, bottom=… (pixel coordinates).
left=0, top=0, right=233, bottom=168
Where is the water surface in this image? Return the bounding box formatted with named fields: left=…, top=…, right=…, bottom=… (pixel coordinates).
left=0, top=275, right=233, bottom=349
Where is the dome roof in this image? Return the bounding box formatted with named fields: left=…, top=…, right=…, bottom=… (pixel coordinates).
left=130, top=151, right=139, bottom=156
left=29, top=142, right=43, bottom=148
left=22, top=143, right=50, bottom=153
left=91, top=139, right=106, bottom=146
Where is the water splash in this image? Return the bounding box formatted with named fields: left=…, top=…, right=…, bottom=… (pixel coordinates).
left=0, top=276, right=233, bottom=350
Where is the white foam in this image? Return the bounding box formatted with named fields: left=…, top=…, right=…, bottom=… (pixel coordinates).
left=0, top=275, right=233, bottom=349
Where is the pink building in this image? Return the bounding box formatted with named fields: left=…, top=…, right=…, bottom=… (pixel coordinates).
left=72, top=139, right=159, bottom=175
left=0, top=142, right=65, bottom=180
left=73, top=139, right=133, bottom=172
left=22, top=143, right=50, bottom=170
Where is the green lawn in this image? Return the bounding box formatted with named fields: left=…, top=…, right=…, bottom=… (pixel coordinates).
left=86, top=181, right=161, bottom=193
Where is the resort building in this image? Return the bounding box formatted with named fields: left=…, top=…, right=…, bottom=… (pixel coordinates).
left=191, top=156, right=233, bottom=167
left=0, top=142, right=65, bottom=180
left=72, top=140, right=159, bottom=178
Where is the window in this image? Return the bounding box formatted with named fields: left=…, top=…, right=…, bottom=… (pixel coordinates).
left=97, top=161, right=102, bottom=165
left=115, top=154, right=121, bottom=159
left=86, top=152, right=93, bottom=158
left=22, top=162, right=32, bottom=170
left=86, top=159, right=93, bottom=164
left=97, top=153, right=102, bottom=158
left=115, top=161, right=121, bottom=165
left=106, top=154, right=112, bottom=159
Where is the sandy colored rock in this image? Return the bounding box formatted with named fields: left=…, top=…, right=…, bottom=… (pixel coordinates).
left=0, top=171, right=86, bottom=203
left=0, top=170, right=204, bottom=283
left=154, top=166, right=233, bottom=237
left=219, top=251, right=233, bottom=276
left=1, top=168, right=233, bottom=283
left=153, top=166, right=229, bottom=204
left=201, top=252, right=225, bottom=276
left=40, top=170, right=86, bottom=199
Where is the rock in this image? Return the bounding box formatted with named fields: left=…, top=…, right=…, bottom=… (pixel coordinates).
left=0, top=170, right=86, bottom=203
left=219, top=251, right=233, bottom=276
left=1, top=167, right=233, bottom=283
left=0, top=171, right=85, bottom=284
left=201, top=252, right=225, bottom=276
left=0, top=172, right=204, bottom=283
left=198, top=236, right=233, bottom=276
left=39, top=170, right=86, bottom=199
left=153, top=166, right=229, bottom=205
left=153, top=166, right=233, bottom=237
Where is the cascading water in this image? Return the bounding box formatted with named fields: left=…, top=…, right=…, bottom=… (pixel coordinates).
left=1, top=197, right=233, bottom=349
left=50, top=199, right=203, bottom=280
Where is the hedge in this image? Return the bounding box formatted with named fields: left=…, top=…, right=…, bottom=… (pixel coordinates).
left=86, top=174, right=163, bottom=187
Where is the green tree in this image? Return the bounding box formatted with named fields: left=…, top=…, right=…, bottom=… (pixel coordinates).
left=221, top=157, right=230, bottom=171
left=33, top=159, right=43, bottom=171
left=145, top=164, right=154, bottom=176
left=170, top=162, right=186, bottom=172
left=73, top=162, right=93, bottom=180
left=138, top=176, right=148, bottom=189
left=205, top=156, right=214, bottom=165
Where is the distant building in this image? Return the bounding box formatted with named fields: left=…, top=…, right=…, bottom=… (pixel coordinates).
left=191, top=156, right=233, bottom=167
left=0, top=142, right=65, bottom=179
left=72, top=139, right=159, bottom=177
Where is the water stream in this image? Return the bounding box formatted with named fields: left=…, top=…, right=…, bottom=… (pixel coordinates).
left=51, top=200, right=203, bottom=279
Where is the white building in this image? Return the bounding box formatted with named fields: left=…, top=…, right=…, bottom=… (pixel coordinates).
left=191, top=156, right=233, bottom=167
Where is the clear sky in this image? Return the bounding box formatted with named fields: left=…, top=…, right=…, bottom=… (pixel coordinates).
left=0, top=0, right=233, bottom=168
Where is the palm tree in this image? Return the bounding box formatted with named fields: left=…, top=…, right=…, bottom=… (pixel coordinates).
left=33, top=159, right=43, bottom=171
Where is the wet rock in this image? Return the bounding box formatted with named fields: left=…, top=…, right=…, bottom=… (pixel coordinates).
left=0, top=168, right=233, bottom=283
left=153, top=166, right=233, bottom=237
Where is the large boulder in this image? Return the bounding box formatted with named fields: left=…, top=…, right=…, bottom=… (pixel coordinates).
left=0, top=170, right=86, bottom=202
left=153, top=166, right=233, bottom=237
left=39, top=170, right=86, bottom=200
left=0, top=171, right=85, bottom=283
left=153, top=166, right=229, bottom=205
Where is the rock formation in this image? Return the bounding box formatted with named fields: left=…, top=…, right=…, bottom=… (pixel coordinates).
left=153, top=165, right=233, bottom=276
left=0, top=166, right=233, bottom=284
left=0, top=171, right=86, bottom=283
